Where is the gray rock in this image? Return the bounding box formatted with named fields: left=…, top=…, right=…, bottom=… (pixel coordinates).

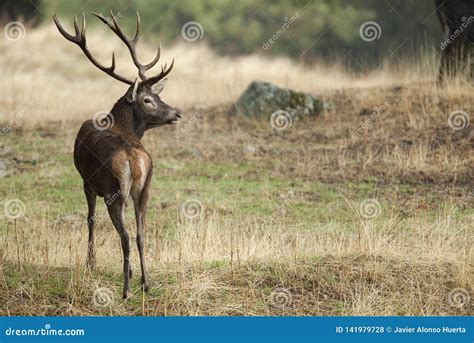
left=236, top=80, right=324, bottom=120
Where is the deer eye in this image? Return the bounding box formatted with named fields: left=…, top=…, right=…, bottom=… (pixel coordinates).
left=144, top=98, right=152, bottom=104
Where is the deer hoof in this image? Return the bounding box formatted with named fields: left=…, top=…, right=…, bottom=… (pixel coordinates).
left=142, top=283, right=149, bottom=293
left=86, top=257, right=96, bottom=270
left=123, top=291, right=132, bottom=300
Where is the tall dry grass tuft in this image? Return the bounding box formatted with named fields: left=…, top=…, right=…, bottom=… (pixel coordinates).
left=2, top=207, right=471, bottom=267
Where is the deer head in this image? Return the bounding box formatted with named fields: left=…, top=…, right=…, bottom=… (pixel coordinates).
left=53, top=11, right=181, bottom=129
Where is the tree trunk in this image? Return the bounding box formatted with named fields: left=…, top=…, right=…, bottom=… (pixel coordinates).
left=436, top=0, right=474, bottom=82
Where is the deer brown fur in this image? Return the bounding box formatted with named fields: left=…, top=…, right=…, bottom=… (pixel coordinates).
left=54, top=11, right=181, bottom=299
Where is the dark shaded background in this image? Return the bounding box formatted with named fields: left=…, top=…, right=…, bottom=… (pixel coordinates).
left=1, top=0, right=442, bottom=69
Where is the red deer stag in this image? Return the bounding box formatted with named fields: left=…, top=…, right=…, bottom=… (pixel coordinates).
left=53, top=11, right=181, bottom=299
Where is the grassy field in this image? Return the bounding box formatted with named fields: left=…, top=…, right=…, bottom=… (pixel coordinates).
left=0, top=26, right=473, bottom=316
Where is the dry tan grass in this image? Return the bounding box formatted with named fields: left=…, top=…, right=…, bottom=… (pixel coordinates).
left=2, top=207, right=470, bottom=269
left=0, top=25, right=473, bottom=316
left=1, top=25, right=440, bottom=123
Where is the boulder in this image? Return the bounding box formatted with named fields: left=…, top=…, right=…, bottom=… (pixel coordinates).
left=235, top=80, right=324, bottom=120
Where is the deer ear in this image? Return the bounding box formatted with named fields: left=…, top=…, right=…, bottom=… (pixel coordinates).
left=151, top=78, right=167, bottom=95
left=125, top=79, right=139, bottom=103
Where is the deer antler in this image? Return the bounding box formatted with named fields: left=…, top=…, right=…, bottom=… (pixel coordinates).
left=53, top=11, right=174, bottom=86
left=140, top=58, right=175, bottom=86
left=92, top=11, right=163, bottom=81
left=53, top=13, right=134, bottom=85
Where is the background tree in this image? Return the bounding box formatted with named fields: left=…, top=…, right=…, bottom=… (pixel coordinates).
left=436, top=0, right=474, bottom=81
left=14, top=0, right=446, bottom=70
left=0, top=0, right=42, bottom=25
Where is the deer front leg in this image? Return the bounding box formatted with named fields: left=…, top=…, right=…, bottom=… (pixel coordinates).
left=107, top=200, right=131, bottom=299
left=84, top=183, right=97, bottom=270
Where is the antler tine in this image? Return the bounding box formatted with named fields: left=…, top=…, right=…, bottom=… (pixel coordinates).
left=73, top=15, right=80, bottom=37
left=133, top=11, right=140, bottom=43
left=55, top=11, right=173, bottom=85
left=91, top=11, right=110, bottom=27
left=141, top=58, right=174, bottom=86
left=143, top=44, right=161, bottom=70
left=132, top=11, right=161, bottom=72
left=110, top=52, right=116, bottom=71
left=93, top=10, right=163, bottom=81
left=93, top=11, right=143, bottom=79
left=53, top=14, right=78, bottom=43
left=81, top=12, right=86, bottom=37
left=109, top=10, right=130, bottom=45
left=53, top=13, right=134, bottom=85
left=74, top=13, right=86, bottom=46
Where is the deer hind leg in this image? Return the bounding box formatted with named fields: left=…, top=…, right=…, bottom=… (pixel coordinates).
left=108, top=158, right=134, bottom=299
left=131, top=159, right=152, bottom=292
left=107, top=193, right=131, bottom=299
left=84, top=183, right=97, bottom=270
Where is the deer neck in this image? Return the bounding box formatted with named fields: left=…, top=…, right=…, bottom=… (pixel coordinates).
left=110, top=97, right=147, bottom=139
